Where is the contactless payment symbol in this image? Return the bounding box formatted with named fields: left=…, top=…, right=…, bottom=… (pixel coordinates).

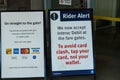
left=33, top=55, right=37, bottom=59
left=51, top=13, right=58, bottom=20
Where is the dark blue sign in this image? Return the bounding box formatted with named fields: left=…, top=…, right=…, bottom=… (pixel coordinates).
left=52, top=70, right=94, bottom=76
left=60, top=10, right=92, bottom=21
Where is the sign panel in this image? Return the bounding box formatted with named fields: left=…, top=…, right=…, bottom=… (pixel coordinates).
left=1, top=11, right=45, bottom=78
left=59, top=0, right=72, bottom=5
left=49, top=9, right=94, bottom=76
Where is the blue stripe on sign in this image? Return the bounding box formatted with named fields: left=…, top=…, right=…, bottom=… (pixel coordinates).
left=52, top=69, right=94, bottom=76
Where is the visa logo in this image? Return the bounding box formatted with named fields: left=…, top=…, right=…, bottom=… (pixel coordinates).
left=33, top=49, right=39, bottom=52
left=31, top=48, right=40, bottom=54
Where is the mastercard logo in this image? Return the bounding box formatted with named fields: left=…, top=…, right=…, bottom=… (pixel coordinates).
left=21, top=48, right=30, bottom=54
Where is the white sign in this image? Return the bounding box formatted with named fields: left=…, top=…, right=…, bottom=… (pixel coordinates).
left=1, top=11, right=45, bottom=78
left=50, top=10, right=94, bottom=76
left=59, top=0, right=72, bottom=5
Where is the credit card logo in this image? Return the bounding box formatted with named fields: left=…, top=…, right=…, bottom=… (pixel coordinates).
left=13, top=48, right=19, bottom=54
left=6, top=48, right=12, bottom=54
left=21, top=48, right=30, bottom=54
left=31, top=48, right=40, bottom=54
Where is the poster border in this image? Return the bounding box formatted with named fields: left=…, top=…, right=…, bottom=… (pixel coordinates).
left=0, top=10, right=46, bottom=80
